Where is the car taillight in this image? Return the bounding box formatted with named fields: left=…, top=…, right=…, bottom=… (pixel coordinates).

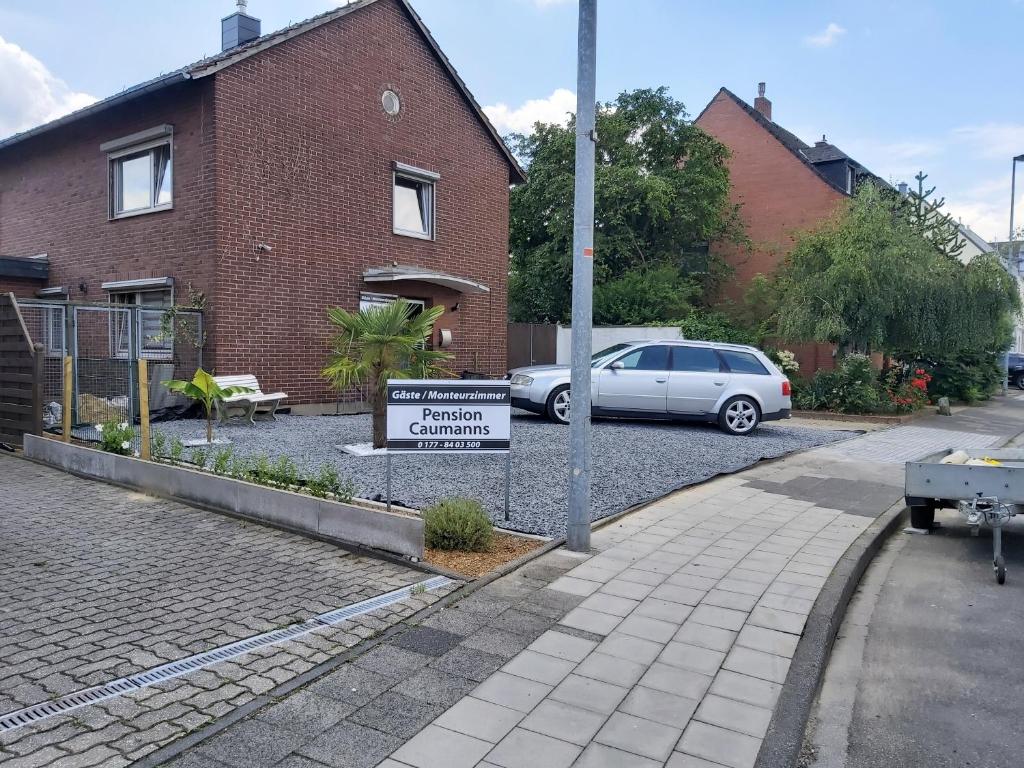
left=782, top=380, right=791, bottom=396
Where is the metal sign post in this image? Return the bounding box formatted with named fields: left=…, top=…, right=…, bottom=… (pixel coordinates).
left=384, top=379, right=512, bottom=520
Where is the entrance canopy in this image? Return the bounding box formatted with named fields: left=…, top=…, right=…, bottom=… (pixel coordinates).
left=362, top=265, right=489, bottom=295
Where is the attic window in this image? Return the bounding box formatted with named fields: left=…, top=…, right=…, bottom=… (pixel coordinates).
left=103, top=127, right=174, bottom=219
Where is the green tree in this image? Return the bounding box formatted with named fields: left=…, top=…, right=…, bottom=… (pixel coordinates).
left=776, top=184, right=1019, bottom=360
left=508, top=87, right=742, bottom=323
left=902, top=171, right=967, bottom=261
left=322, top=300, right=451, bottom=449
left=163, top=368, right=253, bottom=445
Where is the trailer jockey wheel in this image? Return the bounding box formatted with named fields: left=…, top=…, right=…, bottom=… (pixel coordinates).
left=910, top=505, right=935, bottom=530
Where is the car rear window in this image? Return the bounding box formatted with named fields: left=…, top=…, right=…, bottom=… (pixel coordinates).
left=671, top=346, right=722, bottom=372
left=719, top=350, right=769, bottom=375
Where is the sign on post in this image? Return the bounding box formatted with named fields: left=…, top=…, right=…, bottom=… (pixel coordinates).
left=384, top=379, right=513, bottom=521
left=386, top=380, right=511, bottom=453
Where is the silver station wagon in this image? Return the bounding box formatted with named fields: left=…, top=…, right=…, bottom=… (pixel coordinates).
left=507, top=340, right=792, bottom=435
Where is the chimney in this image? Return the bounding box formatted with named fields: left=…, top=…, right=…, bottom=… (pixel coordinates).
left=815, top=134, right=829, bottom=147
left=754, top=82, right=772, bottom=121
left=897, top=182, right=909, bottom=197
left=222, top=0, right=261, bottom=52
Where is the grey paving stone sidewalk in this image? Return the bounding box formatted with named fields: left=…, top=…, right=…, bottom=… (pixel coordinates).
left=0, top=454, right=449, bottom=768
left=163, top=550, right=586, bottom=768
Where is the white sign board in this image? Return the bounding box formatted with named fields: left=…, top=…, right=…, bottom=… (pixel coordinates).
left=386, top=379, right=511, bottom=453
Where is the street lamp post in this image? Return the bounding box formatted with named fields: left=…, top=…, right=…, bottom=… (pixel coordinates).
left=567, top=0, right=597, bottom=553
left=1004, top=154, right=1024, bottom=395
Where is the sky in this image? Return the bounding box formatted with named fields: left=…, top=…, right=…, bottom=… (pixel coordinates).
left=1, top=0, right=1022, bottom=240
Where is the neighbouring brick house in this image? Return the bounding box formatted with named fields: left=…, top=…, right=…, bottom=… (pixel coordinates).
left=0, top=0, right=523, bottom=411
left=695, top=84, right=872, bottom=371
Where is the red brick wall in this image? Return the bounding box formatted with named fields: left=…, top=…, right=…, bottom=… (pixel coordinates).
left=0, top=278, right=43, bottom=298
left=0, top=0, right=512, bottom=406
left=0, top=82, right=218, bottom=317
left=696, top=92, right=845, bottom=372
left=696, top=92, right=846, bottom=299
left=210, top=0, right=511, bottom=404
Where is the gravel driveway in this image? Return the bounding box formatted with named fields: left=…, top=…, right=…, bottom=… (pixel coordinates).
left=157, top=413, right=854, bottom=537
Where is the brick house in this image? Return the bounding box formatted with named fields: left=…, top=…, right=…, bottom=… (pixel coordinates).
left=0, top=0, right=523, bottom=411
left=695, top=84, right=871, bottom=370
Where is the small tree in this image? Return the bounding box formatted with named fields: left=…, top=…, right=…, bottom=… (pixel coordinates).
left=163, top=368, right=253, bottom=444
left=322, top=300, right=451, bottom=449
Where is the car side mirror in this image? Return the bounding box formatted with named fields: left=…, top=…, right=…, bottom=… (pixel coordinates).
left=610, top=361, right=624, bottom=370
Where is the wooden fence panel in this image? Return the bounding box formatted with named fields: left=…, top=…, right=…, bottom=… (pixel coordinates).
left=0, top=293, right=41, bottom=447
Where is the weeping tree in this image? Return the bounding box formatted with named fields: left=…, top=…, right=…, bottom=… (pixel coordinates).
left=322, top=300, right=451, bottom=449
left=507, top=87, right=744, bottom=324
left=777, top=183, right=1020, bottom=360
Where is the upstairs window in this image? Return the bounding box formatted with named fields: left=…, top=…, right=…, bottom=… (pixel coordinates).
left=102, top=125, right=174, bottom=219
left=393, top=162, right=438, bottom=240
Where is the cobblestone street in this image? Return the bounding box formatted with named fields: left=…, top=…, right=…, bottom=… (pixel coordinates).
left=0, top=454, right=453, bottom=767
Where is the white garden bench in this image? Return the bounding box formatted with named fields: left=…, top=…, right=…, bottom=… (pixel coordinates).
left=213, top=374, right=288, bottom=426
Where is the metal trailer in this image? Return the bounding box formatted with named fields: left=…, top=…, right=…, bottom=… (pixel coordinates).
left=906, top=448, right=1024, bottom=584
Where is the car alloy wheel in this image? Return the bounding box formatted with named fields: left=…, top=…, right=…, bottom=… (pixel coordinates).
left=722, top=398, right=759, bottom=435
left=547, top=386, right=571, bottom=424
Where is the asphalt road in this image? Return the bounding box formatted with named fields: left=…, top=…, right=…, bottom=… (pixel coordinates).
left=809, top=509, right=1024, bottom=768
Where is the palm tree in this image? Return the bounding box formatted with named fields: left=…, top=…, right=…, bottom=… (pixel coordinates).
left=163, top=368, right=253, bottom=444
left=323, top=300, right=451, bottom=448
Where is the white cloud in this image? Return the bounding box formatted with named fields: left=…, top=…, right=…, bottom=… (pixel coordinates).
left=945, top=175, right=1013, bottom=242
left=484, top=88, right=576, bottom=135
left=803, top=22, right=846, bottom=48
left=0, top=35, right=95, bottom=139
left=952, top=123, right=1024, bottom=160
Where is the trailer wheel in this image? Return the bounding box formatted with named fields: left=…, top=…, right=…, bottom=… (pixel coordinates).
left=910, top=505, right=934, bottom=530
left=995, top=555, right=1006, bottom=585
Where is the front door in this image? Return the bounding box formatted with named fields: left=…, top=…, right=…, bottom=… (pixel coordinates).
left=597, top=344, right=671, bottom=412
left=667, top=346, right=730, bottom=414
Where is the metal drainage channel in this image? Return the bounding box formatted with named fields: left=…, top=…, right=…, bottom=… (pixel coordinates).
left=0, top=575, right=451, bottom=734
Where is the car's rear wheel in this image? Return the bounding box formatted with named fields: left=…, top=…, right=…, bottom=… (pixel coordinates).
left=1015, top=374, right=1024, bottom=391
left=718, top=396, right=760, bottom=435
left=546, top=385, right=571, bottom=425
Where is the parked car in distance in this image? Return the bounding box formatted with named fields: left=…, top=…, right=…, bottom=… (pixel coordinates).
left=507, top=340, right=791, bottom=436
left=1009, top=353, right=1024, bottom=390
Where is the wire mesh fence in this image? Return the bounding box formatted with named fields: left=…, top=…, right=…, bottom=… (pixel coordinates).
left=15, top=299, right=203, bottom=453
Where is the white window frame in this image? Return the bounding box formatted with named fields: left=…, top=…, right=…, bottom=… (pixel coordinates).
left=106, top=131, right=174, bottom=220
left=106, top=286, right=175, bottom=360
left=392, top=162, right=438, bottom=241
left=43, top=306, right=66, bottom=358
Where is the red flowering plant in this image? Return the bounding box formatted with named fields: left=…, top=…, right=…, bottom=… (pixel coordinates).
left=883, top=366, right=932, bottom=412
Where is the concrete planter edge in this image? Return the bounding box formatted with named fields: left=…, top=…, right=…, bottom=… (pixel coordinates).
left=22, top=435, right=424, bottom=559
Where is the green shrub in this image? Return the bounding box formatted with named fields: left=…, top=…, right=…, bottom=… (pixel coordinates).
left=925, top=352, right=1002, bottom=403
left=678, top=310, right=759, bottom=346
left=306, top=465, right=355, bottom=501
left=190, top=447, right=208, bottom=469
left=212, top=446, right=234, bottom=475
left=796, top=354, right=882, bottom=413
left=423, top=498, right=494, bottom=552
left=169, top=437, right=184, bottom=464
left=96, top=419, right=135, bottom=456
left=151, top=431, right=167, bottom=458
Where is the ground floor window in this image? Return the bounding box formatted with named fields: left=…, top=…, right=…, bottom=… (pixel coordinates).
left=108, top=288, right=173, bottom=359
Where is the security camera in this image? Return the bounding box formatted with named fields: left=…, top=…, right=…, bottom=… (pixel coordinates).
left=256, top=243, right=273, bottom=253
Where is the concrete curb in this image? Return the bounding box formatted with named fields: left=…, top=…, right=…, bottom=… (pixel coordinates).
left=753, top=500, right=908, bottom=768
